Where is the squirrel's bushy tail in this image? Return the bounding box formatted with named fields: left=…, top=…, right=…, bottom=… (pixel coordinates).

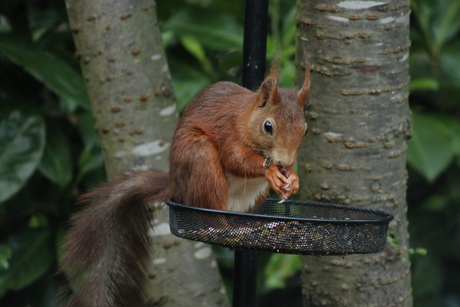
left=60, top=168, right=170, bottom=307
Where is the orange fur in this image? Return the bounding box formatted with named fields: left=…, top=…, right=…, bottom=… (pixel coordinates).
left=60, top=67, right=311, bottom=306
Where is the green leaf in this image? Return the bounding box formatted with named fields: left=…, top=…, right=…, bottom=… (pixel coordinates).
left=75, top=112, right=100, bottom=152
left=164, top=8, right=243, bottom=50
left=432, top=0, right=460, bottom=49
left=264, top=254, right=302, bottom=289
left=422, top=194, right=449, bottom=211
left=180, top=36, right=207, bottom=64
left=409, top=51, right=435, bottom=83
left=411, top=0, right=432, bottom=45
left=180, top=36, right=213, bottom=74
left=0, top=245, right=12, bottom=270
left=217, top=50, right=243, bottom=71
left=409, top=78, right=439, bottom=92
left=410, top=247, right=428, bottom=256
left=0, top=229, right=54, bottom=297
left=411, top=0, right=460, bottom=53
left=38, top=121, right=72, bottom=188
left=0, top=39, right=90, bottom=113
left=169, top=58, right=211, bottom=112
left=434, top=115, right=460, bottom=156
left=28, top=213, right=50, bottom=229
left=407, top=111, right=455, bottom=181
left=281, top=5, right=296, bottom=48
left=440, top=41, right=460, bottom=90
left=77, top=150, right=104, bottom=181
left=0, top=111, right=45, bottom=203
left=387, top=231, right=399, bottom=250
left=411, top=254, right=443, bottom=306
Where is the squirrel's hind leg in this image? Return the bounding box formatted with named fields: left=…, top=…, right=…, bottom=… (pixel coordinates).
left=170, top=132, right=228, bottom=210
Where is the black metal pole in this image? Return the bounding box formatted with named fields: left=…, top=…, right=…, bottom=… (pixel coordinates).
left=233, top=250, right=258, bottom=307
left=233, top=1, right=269, bottom=306
left=242, top=0, right=269, bottom=90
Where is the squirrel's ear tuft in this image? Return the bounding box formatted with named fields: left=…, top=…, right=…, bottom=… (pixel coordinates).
left=260, top=77, right=276, bottom=98
left=257, top=56, right=281, bottom=105
left=259, top=77, right=280, bottom=104
left=297, top=62, right=311, bottom=107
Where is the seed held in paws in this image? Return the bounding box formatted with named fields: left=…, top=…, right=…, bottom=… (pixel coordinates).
left=277, top=165, right=291, bottom=179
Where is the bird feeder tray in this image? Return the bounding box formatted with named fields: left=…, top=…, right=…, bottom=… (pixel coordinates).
left=166, top=199, right=393, bottom=255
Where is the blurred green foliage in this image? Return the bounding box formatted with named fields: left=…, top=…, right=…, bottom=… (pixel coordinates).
left=408, top=1, right=460, bottom=306
left=0, top=0, right=459, bottom=306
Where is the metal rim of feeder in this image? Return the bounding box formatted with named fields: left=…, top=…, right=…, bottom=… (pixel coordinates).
left=166, top=199, right=394, bottom=225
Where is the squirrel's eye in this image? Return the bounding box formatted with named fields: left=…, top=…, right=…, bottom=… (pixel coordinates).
left=264, top=120, right=273, bottom=135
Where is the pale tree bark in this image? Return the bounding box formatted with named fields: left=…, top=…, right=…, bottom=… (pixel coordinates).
left=65, top=0, right=229, bottom=306
left=295, top=0, right=412, bottom=306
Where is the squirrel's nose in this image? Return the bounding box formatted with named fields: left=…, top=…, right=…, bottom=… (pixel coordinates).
left=271, top=151, right=295, bottom=167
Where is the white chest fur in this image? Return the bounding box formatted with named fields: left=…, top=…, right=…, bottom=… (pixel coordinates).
left=226, top=173, right=269, bottom=212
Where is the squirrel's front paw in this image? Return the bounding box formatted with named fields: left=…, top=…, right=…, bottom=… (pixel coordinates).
left=265, top=165, right=298, bottom=201
left=277, top=166, right=299, bottom=202
left=265, top=164, right=288, bottom=198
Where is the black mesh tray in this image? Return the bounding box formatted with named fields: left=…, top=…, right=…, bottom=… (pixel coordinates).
left=166, top=199, right=393, bottom=255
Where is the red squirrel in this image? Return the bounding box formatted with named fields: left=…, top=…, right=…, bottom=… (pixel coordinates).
left=60, top=65, right=310, bottom=306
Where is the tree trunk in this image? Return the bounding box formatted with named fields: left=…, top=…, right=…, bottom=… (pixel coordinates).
left=295, top=0, right=412, bottom=306
left=65, top=1, right=229, bottom=306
